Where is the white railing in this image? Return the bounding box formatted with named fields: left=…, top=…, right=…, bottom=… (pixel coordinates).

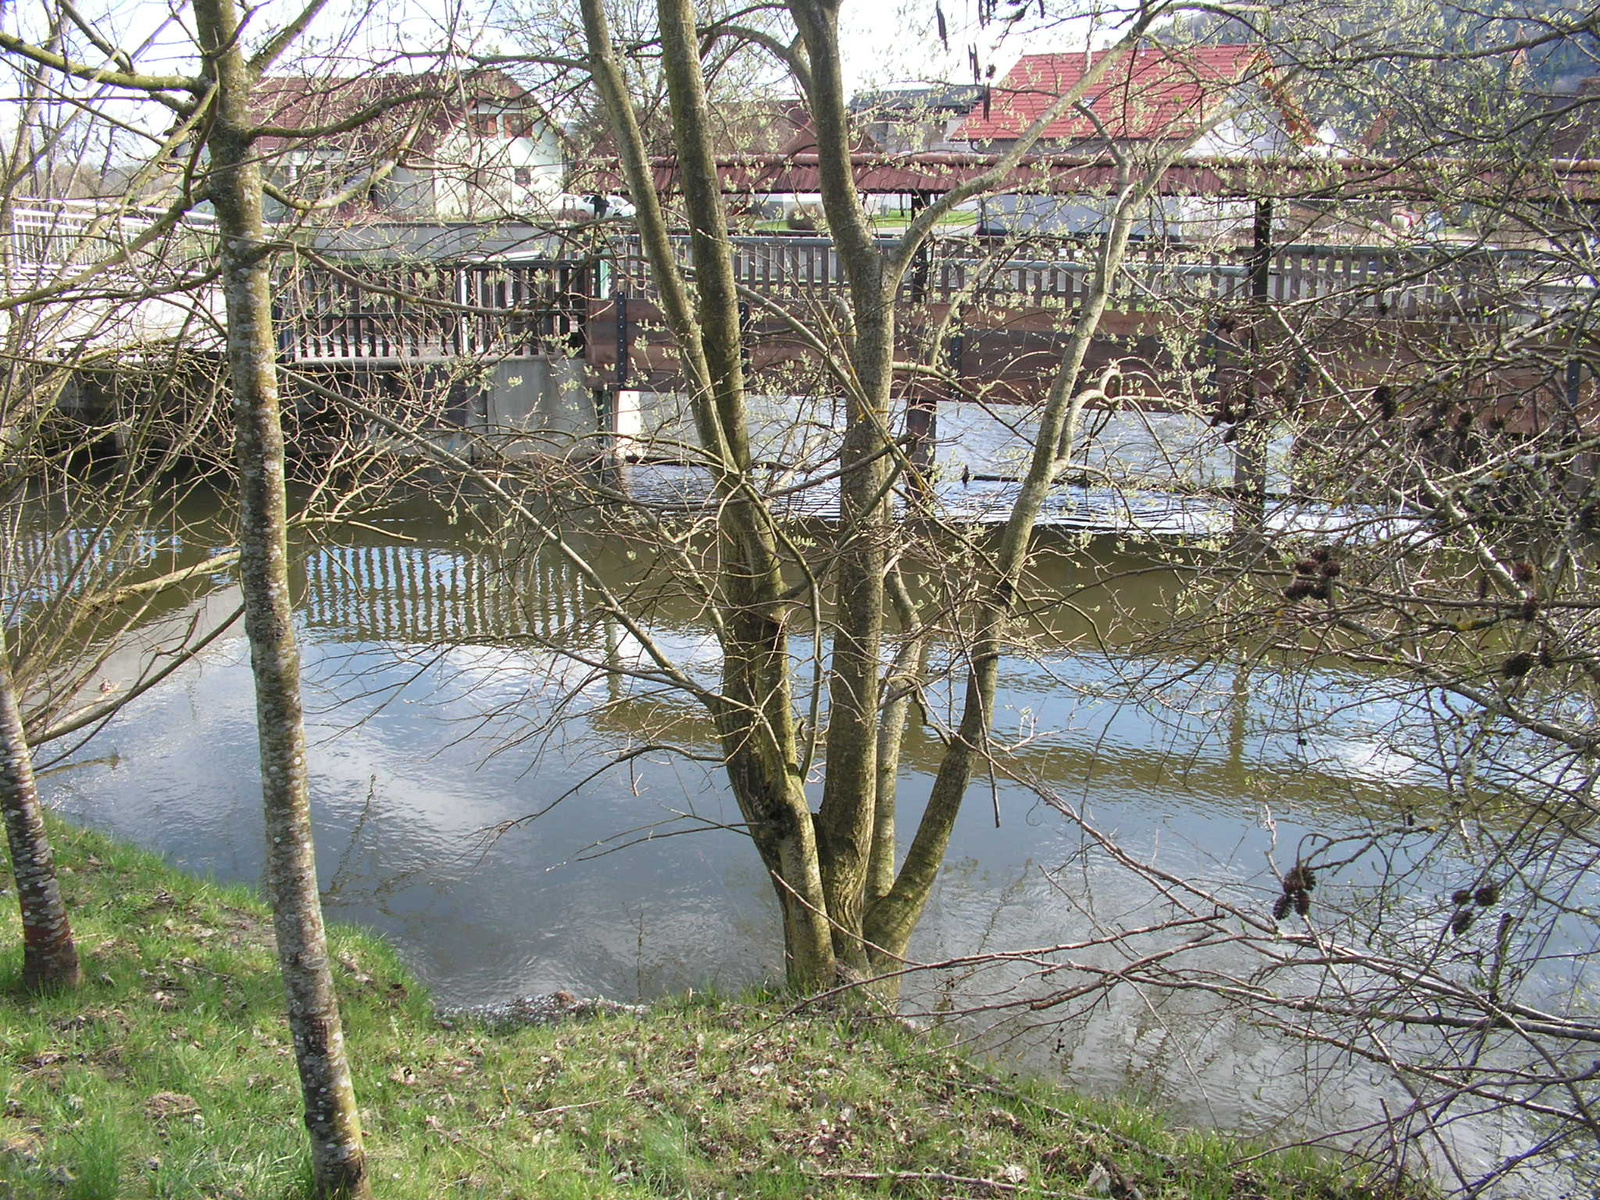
left=2, top=196, right=215, bottom=273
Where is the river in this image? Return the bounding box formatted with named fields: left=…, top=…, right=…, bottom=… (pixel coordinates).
left=14, top=468, right=1589, bottom=1196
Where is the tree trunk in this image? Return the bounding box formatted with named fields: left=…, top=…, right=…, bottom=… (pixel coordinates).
left=790, top=0, right=894, bottom=971
left=662, top=0, right=833, bottom=984
left=867, top=567, right=928, bottom=910
left=0, top=628, right=81, bottom=992
left=585, top=0, right=835, bottom=989
left=193, top=1, right=372, bottom=1194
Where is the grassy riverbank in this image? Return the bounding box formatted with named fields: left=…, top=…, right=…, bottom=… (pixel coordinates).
left=2, top=820, right=1419, bottom=1199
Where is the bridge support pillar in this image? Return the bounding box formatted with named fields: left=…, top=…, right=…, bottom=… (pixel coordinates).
left=905, top=394, right=936, bottom=472
left=1230, top=198, right=1275, bottom=557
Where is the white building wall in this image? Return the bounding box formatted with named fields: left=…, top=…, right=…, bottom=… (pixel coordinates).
left=431, top=122, right=566, bottom=220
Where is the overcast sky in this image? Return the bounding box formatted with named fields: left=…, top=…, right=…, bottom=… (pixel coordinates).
left=0, top=0, right=1123, bottom=83
left=0, top=0, right=1132, bottom=135
left=841, top=0, right=1118, bottom=93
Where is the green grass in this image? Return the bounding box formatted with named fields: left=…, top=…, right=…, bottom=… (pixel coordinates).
left=0, top=819, right=1428, bottom=1198
left=867, top=210, right=979, bottom=232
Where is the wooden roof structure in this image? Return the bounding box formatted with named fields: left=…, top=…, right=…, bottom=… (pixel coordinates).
left=594, top=151, right=1600, bottom=202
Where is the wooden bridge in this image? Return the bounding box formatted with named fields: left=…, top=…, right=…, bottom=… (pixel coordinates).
left=590, top=233, right=1584, bottom=402
left=6, top=185, right=1591, bottom=429
left=273, top=229, right=1595, bottom=435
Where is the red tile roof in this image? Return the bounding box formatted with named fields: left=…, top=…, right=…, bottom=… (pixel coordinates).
left=955, top=44, right=1268, bottom=144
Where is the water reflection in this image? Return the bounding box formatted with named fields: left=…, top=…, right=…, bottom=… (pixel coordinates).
left=27, top=499, right=1578, bottom=1190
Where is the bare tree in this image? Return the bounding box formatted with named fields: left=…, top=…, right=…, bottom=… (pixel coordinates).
left=853, top=7, right=1600, bottom=1192
left=408, top=1, right=1600, bottom=1186
left=0, top=14, right=235, bottom=991
left=0, top=20, right=93, bottom=993
left=189, top=0, right=375, bottom=1191
left=0, top=0, right=484, bottom=1188
left=392, top=0, right=1321, bottom=993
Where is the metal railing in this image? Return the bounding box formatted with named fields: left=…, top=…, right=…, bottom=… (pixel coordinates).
left=2, top=196, right=215, bottom=274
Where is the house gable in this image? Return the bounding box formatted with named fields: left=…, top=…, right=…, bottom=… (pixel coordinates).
left=954, top=44, right=1291, bottom=153
left=254, top=70, right=565, bottom=221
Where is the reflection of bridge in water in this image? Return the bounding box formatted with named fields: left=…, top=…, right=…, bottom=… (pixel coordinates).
left=3, top=523, right=185, bottom=623
left=299, top=540, right=597, bottom=646
left=4, top=523, right=596, bottom=651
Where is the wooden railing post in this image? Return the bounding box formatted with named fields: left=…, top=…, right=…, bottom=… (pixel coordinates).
left=909, top=192, right=931, bottom=303
left=1231, top=197, right=1274, bottom=554
left=615, top=291, right=630, bottom=390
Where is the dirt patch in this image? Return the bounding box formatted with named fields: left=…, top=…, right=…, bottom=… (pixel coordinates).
left=144, top=1091, right=200, bottom=1123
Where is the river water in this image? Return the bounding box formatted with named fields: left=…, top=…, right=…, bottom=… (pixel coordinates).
left=14, top=449, right=1587, bottom=1193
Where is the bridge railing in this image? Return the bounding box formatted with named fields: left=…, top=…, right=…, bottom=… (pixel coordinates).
left=275, top=259, right=593, bottom=362
left=610, top=231, right=1579, bottom=324
left=2, top=196, right=215, bottom=279
left=269, top=233, right=1588, bottom=364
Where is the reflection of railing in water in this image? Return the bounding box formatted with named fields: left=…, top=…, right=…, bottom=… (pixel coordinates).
left=6, top=521, right=600, bottom=648
left=3, top=523, right=178, bottom=623
left=300, top=541, right=593, bottom=645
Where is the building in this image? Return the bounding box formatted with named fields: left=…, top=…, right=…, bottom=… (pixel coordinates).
left=254, top=70, right=565, bottom=223
left=851, top=85, right=985, bottom=154
left=952, top=44, right=1304, bottom=241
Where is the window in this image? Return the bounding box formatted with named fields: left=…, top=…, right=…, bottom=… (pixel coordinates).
left=505, top=111, right=535, bottom=139
left=470, top=111, right=499, bottom=137
left=514, top=167, right=532, bottom=188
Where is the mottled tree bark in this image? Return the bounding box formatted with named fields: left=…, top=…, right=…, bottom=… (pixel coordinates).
left=193, top=0, right=371, bottom=1193
left=0, top=627, right=81, bottom=992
